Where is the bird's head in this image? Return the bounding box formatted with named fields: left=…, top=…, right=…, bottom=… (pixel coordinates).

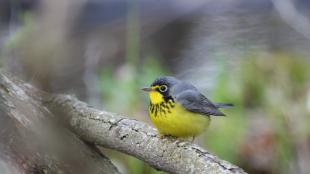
left=142, top=76, right=178, bottom=104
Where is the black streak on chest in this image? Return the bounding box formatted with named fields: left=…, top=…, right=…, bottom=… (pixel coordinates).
left=150, top=98, right=175, bottom=117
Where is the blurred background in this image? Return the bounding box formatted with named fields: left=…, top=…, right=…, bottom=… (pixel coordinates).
left=0, top=0, right=310, bottom=173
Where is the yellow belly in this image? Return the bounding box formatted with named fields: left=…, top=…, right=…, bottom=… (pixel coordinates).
left=149, top=103, right=210, bottom=137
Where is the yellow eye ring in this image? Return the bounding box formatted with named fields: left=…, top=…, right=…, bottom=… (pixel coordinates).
left=159, top=85, right=168, bottom=92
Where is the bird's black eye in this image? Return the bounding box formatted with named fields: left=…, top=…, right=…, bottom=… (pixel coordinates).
left=159, top=85, right=168, bottom=92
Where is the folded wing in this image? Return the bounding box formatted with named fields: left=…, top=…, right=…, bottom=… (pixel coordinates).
left=176, top=90, right=226, bottom=116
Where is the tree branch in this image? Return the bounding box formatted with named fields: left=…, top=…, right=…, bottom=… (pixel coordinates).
left=46, top=95, right=246, bottom=174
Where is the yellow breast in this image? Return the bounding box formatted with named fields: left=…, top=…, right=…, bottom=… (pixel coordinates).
left=149, top=102, right=210, bottom=138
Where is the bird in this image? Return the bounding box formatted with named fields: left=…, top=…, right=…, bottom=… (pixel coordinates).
left=142, top=76, right=233, bottom=138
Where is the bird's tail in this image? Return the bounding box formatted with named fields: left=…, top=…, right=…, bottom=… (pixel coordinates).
left=214, top=103, right=234, bottom=108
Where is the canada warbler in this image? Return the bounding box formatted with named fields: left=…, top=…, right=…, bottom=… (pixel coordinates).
left=142, top=76, right=232, bottom=138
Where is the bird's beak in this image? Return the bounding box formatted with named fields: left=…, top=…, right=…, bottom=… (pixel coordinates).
left=141, top=87, right=154, bottom=92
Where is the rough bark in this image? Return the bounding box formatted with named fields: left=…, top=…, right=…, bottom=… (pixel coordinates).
left=0, top=72, right=119, bottom=174
left=0, top=71, right=247, bottom=174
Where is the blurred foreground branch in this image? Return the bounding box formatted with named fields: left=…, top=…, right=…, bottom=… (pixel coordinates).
left=0, top=72, right=119, bottom=174
left=0, top=72, right=246, bottom=174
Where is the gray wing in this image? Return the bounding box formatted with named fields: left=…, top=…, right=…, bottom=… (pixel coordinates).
left=175, top=90, right=226, bottom=116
